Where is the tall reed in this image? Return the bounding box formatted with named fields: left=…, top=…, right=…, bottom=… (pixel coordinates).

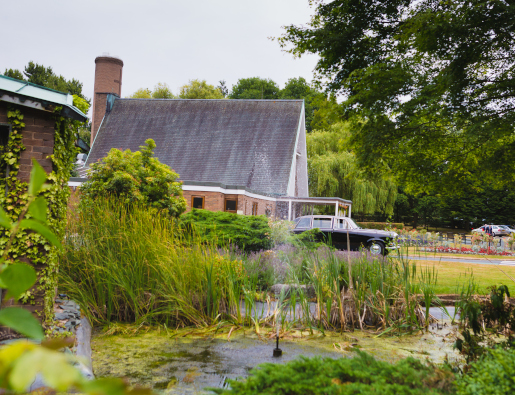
left=60, top=198, right=246, bottom=327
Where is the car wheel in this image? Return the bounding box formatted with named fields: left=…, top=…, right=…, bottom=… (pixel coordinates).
left=368, top=241, right=385, bottom=256
left=492, top=233, right=496, bottom=237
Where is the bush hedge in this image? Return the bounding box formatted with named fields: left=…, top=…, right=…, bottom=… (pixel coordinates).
left=357, top=222, right=404, bottom=230
left=180, top=209, right=272, bottom=252
left=213, top=351, right=455, bottom=395
left=456, top=348, right=515, bottom=394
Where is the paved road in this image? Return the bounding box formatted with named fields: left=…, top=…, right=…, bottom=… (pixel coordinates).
left=407, top=255, right=515, bottom=266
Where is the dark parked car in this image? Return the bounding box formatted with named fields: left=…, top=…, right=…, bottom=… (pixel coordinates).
left=292, top=215, right=398, bottom=256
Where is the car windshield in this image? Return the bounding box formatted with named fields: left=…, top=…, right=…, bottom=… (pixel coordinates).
left=347, top=218, right=360, bottom=229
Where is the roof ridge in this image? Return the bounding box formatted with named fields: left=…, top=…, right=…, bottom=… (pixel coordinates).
left=0, top=74, right=71, bottom=96
left=119, top=98, right=304, bottom=102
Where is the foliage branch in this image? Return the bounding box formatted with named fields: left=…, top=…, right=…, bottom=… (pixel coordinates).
left=278, top=0, right=515, bottom=195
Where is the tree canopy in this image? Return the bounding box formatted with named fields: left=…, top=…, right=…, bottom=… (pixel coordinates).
left=128, top=83, right=175, bottom=99
left=308, top=122, right=397, bottom=215
left=178, top=79, right=224, bottom=99
left=280, top=77, right=339, bottom=132
left=229, top=77, right=281, bottom=100
left=279, top=0, right=515, bottom=195
left=4, top=61, right=89, bottom=103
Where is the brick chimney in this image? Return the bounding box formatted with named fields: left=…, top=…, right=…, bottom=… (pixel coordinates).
left=91, top=55, right=123, bottom=146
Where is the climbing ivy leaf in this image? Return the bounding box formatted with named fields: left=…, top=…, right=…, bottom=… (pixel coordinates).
left=19, top=220, right=62, bottom=250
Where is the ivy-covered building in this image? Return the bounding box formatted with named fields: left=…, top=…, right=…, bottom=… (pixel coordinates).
left=0, top=75, right=87, bottom=334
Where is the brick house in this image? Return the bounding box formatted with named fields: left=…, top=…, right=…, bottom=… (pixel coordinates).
left=0, top=75, right=87, bottom=325
left=0, top=75, right=87, bottom=180
left=71, top=56, right=351, bottom=220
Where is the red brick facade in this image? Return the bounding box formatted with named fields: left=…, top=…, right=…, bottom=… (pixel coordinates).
left=91, top=56, right=123, bottom=146
left=183, top=190, right=276, bottom=216
left=0, top=102, right=55, bottom=181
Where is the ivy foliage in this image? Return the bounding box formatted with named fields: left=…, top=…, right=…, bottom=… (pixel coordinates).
left=213, top=351, right=455, bottom=395
left=80, top=139, right=187, bottom=217
left=307, top=121, right=397, bottom=215
left=0, top=106, right=78, bottom=323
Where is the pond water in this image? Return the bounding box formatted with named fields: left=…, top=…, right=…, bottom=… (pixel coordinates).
left=92, top=311, right=462, bottom=394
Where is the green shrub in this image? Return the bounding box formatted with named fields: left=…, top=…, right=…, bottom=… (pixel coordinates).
left=456, top=348, right=515, bottom=395
left=357, top=222, right=404, bottom=230
left=181, top=209, right=272, bottom=252
left=213, top=351, right=455, bottom=395
left=80, top=139, right=186, bottom=217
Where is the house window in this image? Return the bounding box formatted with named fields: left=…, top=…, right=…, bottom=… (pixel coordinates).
left=0, top=124, right=10, bottom=180
left=252, top=202, right=258, bottom=216
left=191, top=196, right=205, bottom=209
left=225, top=198, right=237, bottom=213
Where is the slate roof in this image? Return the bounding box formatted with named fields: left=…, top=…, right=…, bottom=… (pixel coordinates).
left=86, top=99, right=304, bottom=195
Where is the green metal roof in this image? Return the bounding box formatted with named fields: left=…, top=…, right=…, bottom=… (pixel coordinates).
left=0, top=74, right=88, bottom=122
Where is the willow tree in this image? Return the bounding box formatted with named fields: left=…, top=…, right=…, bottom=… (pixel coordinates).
left=308, top=122, right=396, bottom=215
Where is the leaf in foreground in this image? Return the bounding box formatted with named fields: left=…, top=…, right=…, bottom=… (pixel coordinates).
left=0, top=263, right=37, bottom=300
left=0, top=308, right=44, bottom=340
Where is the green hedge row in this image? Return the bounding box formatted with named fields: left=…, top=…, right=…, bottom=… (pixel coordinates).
left=180, top=209, right=272, bottom=252
left=357, top=222, right=404, bottom=230
left=213, top=351, right=455, bottom=395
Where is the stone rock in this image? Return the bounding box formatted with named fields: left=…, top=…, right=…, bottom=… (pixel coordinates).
left=54, top=312, right=70, bottom=320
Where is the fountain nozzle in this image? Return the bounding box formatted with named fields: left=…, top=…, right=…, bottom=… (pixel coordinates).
left=273, top=334, right=282, bottom=357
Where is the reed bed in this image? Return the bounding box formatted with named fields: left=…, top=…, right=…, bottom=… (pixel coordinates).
left=60, top=199, right=438, bottom=333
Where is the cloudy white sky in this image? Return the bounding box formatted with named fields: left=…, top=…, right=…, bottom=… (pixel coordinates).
left=1, top=0, right=319, bottom=115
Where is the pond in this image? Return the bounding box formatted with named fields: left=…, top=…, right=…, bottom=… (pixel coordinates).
left=92, top=310, right=462, bottom=394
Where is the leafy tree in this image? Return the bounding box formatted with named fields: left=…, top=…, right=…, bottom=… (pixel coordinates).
left=129, top=88, right=152, bottom=99
left=307, top=122, right=396, bottom=215
left=128, top=83, right=175, bottom=99
left=217, top=80, right=229, bottom=97
left=280, top=77, right=338, bottom=132
left=3, top=68, right=24, bottom=81
left=3, top=62, right=88, bottom=102
left=152, top=82, right=175, bottom=99
left=229, top=77, right=280, bottom=100
left=80, top=139, right=187, bottom=217
left=279, top=0, right=515, bottom=195
left=179, top=79, right=224, bottom=99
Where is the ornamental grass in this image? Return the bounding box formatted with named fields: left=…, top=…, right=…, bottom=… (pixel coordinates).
left=60, top=198, right=438, bottom=332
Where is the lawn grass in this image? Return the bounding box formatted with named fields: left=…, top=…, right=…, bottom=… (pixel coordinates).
left=413, top=259, right=515, bottom=295
left=410, top=251, right=511, bottom=260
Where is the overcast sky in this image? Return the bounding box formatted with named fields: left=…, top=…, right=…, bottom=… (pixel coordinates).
left=1, top=0, right=319, bottom=116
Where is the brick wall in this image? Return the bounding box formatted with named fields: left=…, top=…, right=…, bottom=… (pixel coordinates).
left=0, top=102, right=55, bottom=181
left=183, top=190, right=275, bottom=216
left=0, top=102, right=57, bottom=330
